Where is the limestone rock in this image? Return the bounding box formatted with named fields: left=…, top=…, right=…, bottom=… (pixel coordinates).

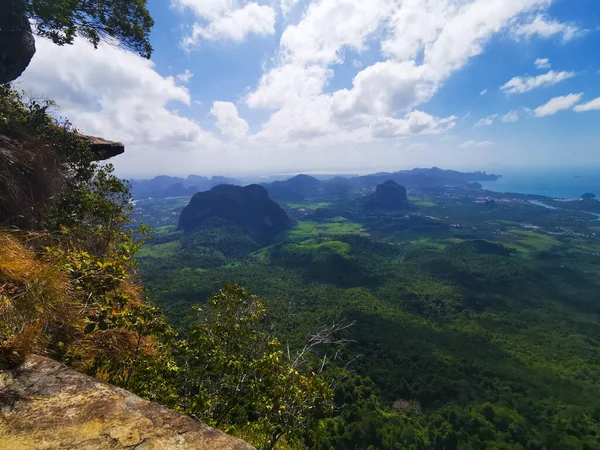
left=83, top=135, right=125, bottom=161
left=0, top=355, right=255, bottom=450
left=179, top=184, right=291, bottom=235
left=365, top=180, right=410, bottom=210
left=0, top=0, right=36, bottom=83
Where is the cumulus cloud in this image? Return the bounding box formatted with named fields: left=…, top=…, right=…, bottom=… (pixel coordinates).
left=246, top=64, right=332, bottom=109
left=211, top=102, right=250, bottom=139
left=16, top=36, right=223, bottom=177
left=18, top=0, right=589, bottom=176
left=512, top=15, right=582, bottom=42
left=460, top=140, right=493, bottom=148
left=502, top=111, right=519, bottom=122
left=534, top=93, right=582, bottom=117
left=535, top=58, right=550, bottom=69
left=246, top=0, right=550, bottom=145
left=480, top=88, right=488, bottom=95
left=369, top=111, right=457, bottom=138
left=574, top=97, right=600, bottom=112
left=500, top=70, right=575, bottom=94
left=475, top=114, right=497, bottom=127
left=176, top=69, right=193, bottom=83
left=175, top=0, right=275, bottom=48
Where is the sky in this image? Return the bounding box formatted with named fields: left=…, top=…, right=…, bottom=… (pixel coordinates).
left=14, top=0, right=600, bottom=178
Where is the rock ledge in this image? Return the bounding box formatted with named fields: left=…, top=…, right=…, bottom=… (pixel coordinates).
left=0, top=355, right=255, bottom=450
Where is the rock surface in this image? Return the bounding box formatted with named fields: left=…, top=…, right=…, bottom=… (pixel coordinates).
left=179, top=184, right=290, bottom=234
left=0, top=355, right=255, bottom=450
left=84, top=135, right=126, bottom=161
left=0, top=0, right=36, bottom=83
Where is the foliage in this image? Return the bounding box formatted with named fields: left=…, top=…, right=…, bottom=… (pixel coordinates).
left=136, top=190, right=600, bottom=449
left=179, top=284, right=334, bottom=450
left=25, top=0, right=154, bottom=58
left=0, top=85, right=155, bottom=381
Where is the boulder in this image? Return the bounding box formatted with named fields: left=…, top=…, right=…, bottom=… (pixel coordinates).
left=0, top=355, right=255, bottom=450
left=0, top=0, right=36, bottom=84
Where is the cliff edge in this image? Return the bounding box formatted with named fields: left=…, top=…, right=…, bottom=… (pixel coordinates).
left=0, top=355, right=255, bottom=450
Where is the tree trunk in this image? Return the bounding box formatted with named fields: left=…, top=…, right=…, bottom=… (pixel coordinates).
left=0, top=0, right=36, bottom=83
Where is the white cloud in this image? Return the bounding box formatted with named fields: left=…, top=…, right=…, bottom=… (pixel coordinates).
left=177, top=69, right=193, bottom=83
left=460, top=140, right=493, bottom=148
left=574, top=97, right=600, bottom=113
left=534, top=93, right=582, bottom=117
left=175, top=0, right=276, bottom=48
left=16, top=36, right=224, bottom=177
left=369, top=111, right=457, bottom=138
left=500, top=70, right=575, bottom=94
left=330, top=61, right=439, bottom=119
left=475, top=114, right=497, bottom=127
left=19, top=0, right=591, bottom=176
left=279, top=0, right=391, bottom=66
left=246, top=0, right=549, bottom=145
left=246, top=64, right=333, bottom=109
left=512, top=15, right=582, bottom=42
left=211, top=101, right=249, bottom=139
left=352, top=60, right=363, bottom=69
left=480, top=88, right=488, bottom=95
left=535, top=58, right=550, bottom=69
left=280, top=0, right=301, bottom=18
left=502, top=111, right=519, bottom=122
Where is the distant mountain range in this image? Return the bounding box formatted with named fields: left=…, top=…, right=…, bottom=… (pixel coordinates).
left=130, top=168, right=499, bottom=200
left=130, top=175, right=242, bottom=199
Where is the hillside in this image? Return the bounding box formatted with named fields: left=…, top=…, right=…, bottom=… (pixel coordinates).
left=262, top=174, right=322, bottom=201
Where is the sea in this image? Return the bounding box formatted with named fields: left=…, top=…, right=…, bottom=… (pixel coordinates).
left=480, top=168, right=600, bottom=200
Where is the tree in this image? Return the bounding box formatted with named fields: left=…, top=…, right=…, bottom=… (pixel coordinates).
left=1, top=0, right=153, bottom=83
left=178, top=284, right=335, bottom=449
left=25, top=0, right=154, bottom=58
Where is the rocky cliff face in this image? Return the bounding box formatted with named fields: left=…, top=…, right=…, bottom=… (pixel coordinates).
left=179, top=184, right=291, bottom=234
left=0, top=0, right=36, bottom=83
left=0, top=355, right=255, bottom=450
left=0, top=132, right=124, bottom=229
left=365, top=180, right=410, bottom=210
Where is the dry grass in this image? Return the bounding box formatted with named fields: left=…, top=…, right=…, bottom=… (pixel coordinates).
left=0, top=231, right=79, bottom=367
left=0, top=230, right=150, bottom=373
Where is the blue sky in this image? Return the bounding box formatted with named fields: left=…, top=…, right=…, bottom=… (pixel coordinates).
left=16, top=0, right=600, bottom=177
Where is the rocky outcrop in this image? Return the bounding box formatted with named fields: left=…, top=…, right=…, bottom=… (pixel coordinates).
left=179, top=184, right=290, bottom=234
left=0, top=132, right=124, bottom=228
left=0, top=355, right=255, bottom=450
left=84, top=135, right=125, bottom=161
left=0, top=0, right=36, bottom=84
left=365, top=180, right=410, bottom=210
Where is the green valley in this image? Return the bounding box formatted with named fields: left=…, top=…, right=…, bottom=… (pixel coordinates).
left=134, top=180, right=600, bottom=450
